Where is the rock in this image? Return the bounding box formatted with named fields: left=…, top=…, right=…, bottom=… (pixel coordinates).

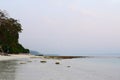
left=40, top=60, right=47, bottom=63
left=67, top=66, right=71, bottom=68
left=20, top=62, right=26, bottom=64
left=55, top=62, right=60, bottom=64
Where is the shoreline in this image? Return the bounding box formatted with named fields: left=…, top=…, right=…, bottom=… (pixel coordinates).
left=0, top=54, right=119, bottom=61
left=31, top=55, right=120, bottom=59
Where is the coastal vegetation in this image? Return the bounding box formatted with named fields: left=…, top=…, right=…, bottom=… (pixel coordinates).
left=0, top=10, right=29, bottom=54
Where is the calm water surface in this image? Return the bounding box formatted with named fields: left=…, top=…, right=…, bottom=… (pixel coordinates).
left=0, top=57, right=120, bottom=80
left=0, top=60, right=18, bottom=80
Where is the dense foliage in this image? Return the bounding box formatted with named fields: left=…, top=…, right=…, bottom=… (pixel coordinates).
left=0, top=10, right=29, bottom=54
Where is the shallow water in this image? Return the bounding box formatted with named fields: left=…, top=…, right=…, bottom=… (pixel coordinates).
left=0, top=58, right=120, bottom=80
left=77, top=57, right=120, bottom=66
left=0, top=60, right=17, bottom=80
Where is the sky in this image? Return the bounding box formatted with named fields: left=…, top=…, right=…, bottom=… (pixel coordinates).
left=0, top=0, right=120, bottom=56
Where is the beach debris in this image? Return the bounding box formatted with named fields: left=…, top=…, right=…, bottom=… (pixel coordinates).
left=20, top=62, right=26, bottom=64
left=55, top=62, right=60, bottom=65
left=40, top=60, right=47, bottom=63
left=67, top=66, right=71, bottom=68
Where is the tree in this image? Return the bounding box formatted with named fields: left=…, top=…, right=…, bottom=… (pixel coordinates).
left=0, top=10, right=29, bottom=54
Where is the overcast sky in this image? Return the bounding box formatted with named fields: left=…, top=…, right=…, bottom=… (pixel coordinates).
left=0, top=0, right=120, bottom=55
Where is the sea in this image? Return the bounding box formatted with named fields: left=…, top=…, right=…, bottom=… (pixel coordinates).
left=0, top=55, right=120, bottom=80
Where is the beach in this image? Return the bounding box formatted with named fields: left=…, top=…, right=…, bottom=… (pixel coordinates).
left=0, top=55, right=120, bottom=80
left=0, top=54, right=33, bottom=61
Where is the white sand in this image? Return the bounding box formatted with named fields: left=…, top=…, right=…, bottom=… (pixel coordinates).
left=0, top=54, right=33, bottom=61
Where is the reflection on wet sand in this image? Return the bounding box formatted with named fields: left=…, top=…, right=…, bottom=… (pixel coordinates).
left=0, top=60, right=17, bottom=80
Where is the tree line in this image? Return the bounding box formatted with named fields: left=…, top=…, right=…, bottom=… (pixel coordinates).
left=0, top=10, right=29, bottom=54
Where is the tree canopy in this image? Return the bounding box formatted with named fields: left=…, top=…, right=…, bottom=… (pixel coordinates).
left=0, top=10, right=29, bottom=54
